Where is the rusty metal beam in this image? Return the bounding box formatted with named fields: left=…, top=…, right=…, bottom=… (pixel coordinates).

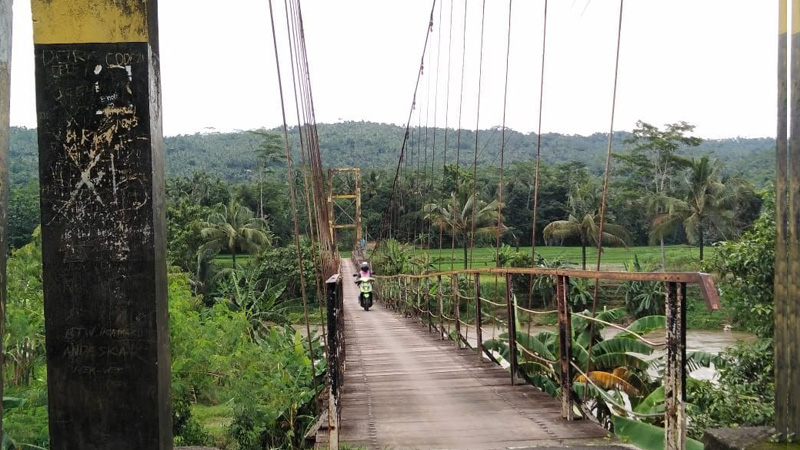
left=506, top=273, right=518, bottom=385
left=453, top=274, right=461, bottom=349
left=376, top=268, right=720, bottom=311
left=438, top=275, right=444, bottom=339
left=557, top=275, right=573, bottom=420
left=475, top=274, right=483, bottom=362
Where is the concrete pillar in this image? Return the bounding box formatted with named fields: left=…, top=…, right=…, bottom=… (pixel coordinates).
left=0, top=0, right=12, bottom=440
left=29, top=1, right=171, bottom=448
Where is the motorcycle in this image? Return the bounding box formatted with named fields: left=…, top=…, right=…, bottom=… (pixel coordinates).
left=353, top=274, right=375, bottom=311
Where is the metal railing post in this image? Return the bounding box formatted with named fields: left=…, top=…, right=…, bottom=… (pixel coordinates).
left=325, top=274, right=342, bottom=450
left=426, top=277, right=432, bottom=333
left=475, top=274, right=483, bottom=362
left=557, top=275, right=573, bottom=420
left=453, top=274, right=461, bottom=348
left=665, top=282, right=687, bottom=450
left=505, top=272, right=518, bottom=385
left=437, top=275, right=444, bottom=339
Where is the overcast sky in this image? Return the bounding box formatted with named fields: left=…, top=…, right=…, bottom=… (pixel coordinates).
left=8, top=1, right=775, bottom=139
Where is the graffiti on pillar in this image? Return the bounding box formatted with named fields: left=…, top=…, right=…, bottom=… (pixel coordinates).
left=36, top=45, right=153, bottom=262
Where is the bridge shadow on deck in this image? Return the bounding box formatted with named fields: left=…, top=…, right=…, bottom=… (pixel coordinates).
left=330, top=260, right=615, bottom=450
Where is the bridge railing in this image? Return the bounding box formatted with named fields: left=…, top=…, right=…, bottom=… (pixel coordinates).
left=324, top=274, right=344, bottom=448
left=374, top=267, right=720, bottom=450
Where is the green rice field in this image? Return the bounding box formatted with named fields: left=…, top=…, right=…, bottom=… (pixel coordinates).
left=412, top=245, right=710, bottom=272
left=217, top=245, right=711, bottom=272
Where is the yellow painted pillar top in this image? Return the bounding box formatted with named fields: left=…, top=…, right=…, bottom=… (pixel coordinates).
left=780, top=0, right=788, bottom=34
left=31, top=0, right=149, bottom=44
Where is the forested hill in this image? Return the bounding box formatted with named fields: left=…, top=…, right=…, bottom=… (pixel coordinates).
left=8, top=121, right=775, bottom=185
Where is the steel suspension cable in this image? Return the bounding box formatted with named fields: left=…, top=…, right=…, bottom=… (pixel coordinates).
left=427, top=0, right=444, bottom=261
left=295, top=0, right=335, bottom=275
left=286, top=0, right=326, bottom=343
left=495, top=0, right=513, bottom=267
left=584, top=0, right=625, bottom=397
left=451, top=0, right=469, bottom=271
left=372, top=0, right=438, bottom=257
left=468, top=0, right=488, bottom=270
left=530, top=0, right=548, bottom=263
left=438, top=0, right=455, bottom=261
left=267, top=0, right=317, bottom=399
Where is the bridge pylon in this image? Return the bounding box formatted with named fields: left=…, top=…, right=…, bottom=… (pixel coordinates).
left=327, top=168, right=362, bottom=254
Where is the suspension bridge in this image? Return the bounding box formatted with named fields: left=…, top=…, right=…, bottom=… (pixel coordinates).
left=314, top=259, right=612, bottom=449
left=0, top=1, right=797, bottom=450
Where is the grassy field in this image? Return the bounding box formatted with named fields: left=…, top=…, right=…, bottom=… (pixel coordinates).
left=216, top=245, right=710, bottom=272
left=414, top=245, right=710, bottom=272
left=213, top=254, right=255, bottom=268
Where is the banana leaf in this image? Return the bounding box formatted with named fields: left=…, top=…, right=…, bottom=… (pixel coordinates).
left=589, top=353, right=651, bottom=372
left=483, top=338, right=510, bottom=360
left=633, top=386, right=665, bottom=415
left=515, top=331, right=557, bottom=361
left=595, top=307, right=628, bottom=323
left=576, top=371, right=639, bottom=396
left=591, top=337, right=655, bottom=357
left=2, top=433, right=15, bottom=450
left=3, top=396, right=26, bottom=409
left=686, top=351, right=725, bottom=373
left=616, top=315, right=666, bottom=339
left=612, top=415, right=704, bottom=450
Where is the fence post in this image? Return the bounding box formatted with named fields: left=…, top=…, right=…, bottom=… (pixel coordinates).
left=665, top=282, right=687, bottom=450
left=438, top=275, right=444, bottom=339
left=426, top=277, right=432, bottom=333
left=325, top=274, right=342, bottom=450
left=506, top=272, right=518, bottom=385
left=475, top=274, right=483, bottom=362
left=557, top=275, right=573, bottom=420
left=453, top=274, right=461, bottom=348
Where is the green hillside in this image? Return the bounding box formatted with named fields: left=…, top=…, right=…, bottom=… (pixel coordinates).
left=8, top=122, right=774, bottom=186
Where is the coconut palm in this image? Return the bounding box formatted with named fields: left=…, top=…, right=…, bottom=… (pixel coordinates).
left=424, top=190, right=503, bottom=269
left=543, top=184, right=632, bottom=270
left=650, top=156, right=735, bottom=260
left=200, top=200, right=274, bottom=268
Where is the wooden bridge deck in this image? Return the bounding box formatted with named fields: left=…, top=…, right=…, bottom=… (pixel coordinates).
left=328, top=260, right=612, bottom=449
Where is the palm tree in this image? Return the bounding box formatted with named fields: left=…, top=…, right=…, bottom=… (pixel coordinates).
left=200, top=200, right=274, bottom=267
left=543, top=184, right=632, bottom=270
left=251, top=131, right=284, bottom=218
left=423, top=190, right=503, bottom=269
left=651, top=156, right=734, bottom=261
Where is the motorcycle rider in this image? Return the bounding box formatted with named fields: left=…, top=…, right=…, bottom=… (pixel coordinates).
left=358, top=261, right=372, bottom=279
